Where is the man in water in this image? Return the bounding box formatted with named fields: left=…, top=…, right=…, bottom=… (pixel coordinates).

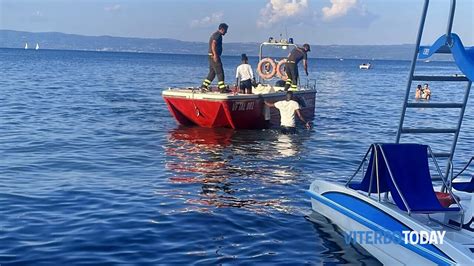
left=285, top=43, right=311, bottom=91
left=201, top=23, right=229, bottom=93
left=264, top=91, right=311, bottom=134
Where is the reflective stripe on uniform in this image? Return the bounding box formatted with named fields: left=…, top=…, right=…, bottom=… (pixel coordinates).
left=289, top=85, right=298, bottom=91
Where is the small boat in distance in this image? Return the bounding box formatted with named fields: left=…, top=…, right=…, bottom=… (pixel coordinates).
left=359, top=63, right=371, bottom=70
left=24, top=43, right=28, bottom=49
left=35, top=43, right=39, bottom=50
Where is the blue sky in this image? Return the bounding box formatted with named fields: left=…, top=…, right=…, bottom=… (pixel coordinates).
left=0, top=0, right=472, bottom=45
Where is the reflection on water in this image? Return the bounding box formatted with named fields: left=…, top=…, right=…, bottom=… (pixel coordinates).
left=275, top=134, right=298, bottom=157
left=164, top=126, right=309, bottom=214
left=163, top=126, right=382, bottom=264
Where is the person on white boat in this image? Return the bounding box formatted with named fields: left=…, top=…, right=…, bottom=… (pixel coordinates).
left=265, top=91, right=311, bottom=134
left=235, top=54, right=255, bottom=94
left=285, top=44, right=310, bottom=91
left=415, top=84, right=422, bottom=99
left=201, top=23, right=229, bottom=93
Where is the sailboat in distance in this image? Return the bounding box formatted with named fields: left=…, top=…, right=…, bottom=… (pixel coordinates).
left=24, top=43, right=28, bottom=49
left=35, top=43, right=39, bottom=50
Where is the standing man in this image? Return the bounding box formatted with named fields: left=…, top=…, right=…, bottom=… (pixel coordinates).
left=201, top=23, right=229, bottom=93
left=235, top=54, right=255, bottom=94
left=265, top=91, right=311, bottom=134
left=285, top=43, right=310, bottom=91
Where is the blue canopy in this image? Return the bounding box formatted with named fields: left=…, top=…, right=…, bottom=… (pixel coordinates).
left=349, top=144, right=460, bottom=213
left=419, top=33, right=474, bottom=82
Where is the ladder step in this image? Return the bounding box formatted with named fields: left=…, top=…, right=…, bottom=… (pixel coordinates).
left=406, top=102, right=464, bottom=108
left=401, top=128, right=458, bottom=134
left=432, top=152, right=452, bottom=158
left=412, top=75, right=468, bottom=82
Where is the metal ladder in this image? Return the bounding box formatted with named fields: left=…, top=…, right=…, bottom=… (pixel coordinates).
left=395, top=0, right=472, bottom=180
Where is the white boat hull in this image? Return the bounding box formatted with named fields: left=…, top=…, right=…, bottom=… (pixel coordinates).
left=308, top=180, right=473, bottom=265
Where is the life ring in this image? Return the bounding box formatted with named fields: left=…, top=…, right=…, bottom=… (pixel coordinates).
left=257, top=58, right=277, bottom=80
left=276, top=59, right=288, bottom=81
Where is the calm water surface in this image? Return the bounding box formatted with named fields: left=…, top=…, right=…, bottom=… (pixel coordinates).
left=1, top=49, right=472, bottom=264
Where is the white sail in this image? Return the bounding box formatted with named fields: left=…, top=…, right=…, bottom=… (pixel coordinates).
left=35, top=43, right=39, bottom=50
left=25, top=43, right=28, bottom=49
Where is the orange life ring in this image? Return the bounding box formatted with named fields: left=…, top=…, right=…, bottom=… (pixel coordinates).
left=257, top=58, right=277, bottom=80
left=276, top=59, right=288, bottom=81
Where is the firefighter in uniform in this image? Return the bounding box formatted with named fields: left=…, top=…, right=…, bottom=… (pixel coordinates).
left=285, top=43, right=311, bottom=91
left=201, top=23, right=229, bottom=93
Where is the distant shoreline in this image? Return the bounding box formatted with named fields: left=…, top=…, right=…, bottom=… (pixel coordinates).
left=0, top=29, right=457, bottom=61
left=1, top=29, right=423, bottom=61
left=0, top=47, right=429, bottom=62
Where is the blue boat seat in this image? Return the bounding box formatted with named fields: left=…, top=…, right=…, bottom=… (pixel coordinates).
left=452, top=177, right=474, bottom=193
left=419, top=33, right=474, bottom=81
left=350, top=144, right=460, bottom=213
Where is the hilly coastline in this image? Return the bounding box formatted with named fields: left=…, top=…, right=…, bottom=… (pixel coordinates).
left=0, top=29, right=418, bottom=60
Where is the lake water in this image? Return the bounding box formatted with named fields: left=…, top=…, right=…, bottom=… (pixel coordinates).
left=1, top=48, right=472, bottom=264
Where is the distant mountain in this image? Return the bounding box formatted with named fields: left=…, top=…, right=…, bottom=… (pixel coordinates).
left=0, top=29, right=420, bottom=60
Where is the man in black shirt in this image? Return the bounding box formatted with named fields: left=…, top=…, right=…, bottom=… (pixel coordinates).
left=201, top=23, right=229, bottom=93
left=285, top=43, right=310, bottom=91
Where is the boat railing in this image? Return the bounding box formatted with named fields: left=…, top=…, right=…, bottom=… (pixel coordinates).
left=452, top=156, right=474, bottom=180
left=345, top=145, right=373, bottom=187
left=258, top=41, right=297, bottom=63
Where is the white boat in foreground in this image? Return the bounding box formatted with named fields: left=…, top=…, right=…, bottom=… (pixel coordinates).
left=308, top=0, right=474, bottom=264
left=308, top=143, right=473, bottom=265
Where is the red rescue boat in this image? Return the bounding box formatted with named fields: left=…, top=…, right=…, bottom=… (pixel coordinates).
left=163, top=87, right=316, bottom=129
left=162, top=39, right=317, bottom=129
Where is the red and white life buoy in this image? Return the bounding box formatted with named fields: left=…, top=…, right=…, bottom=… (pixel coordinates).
left=257, top=58, right=277, bottom=80
left=276, top=59, right=288, bottom=81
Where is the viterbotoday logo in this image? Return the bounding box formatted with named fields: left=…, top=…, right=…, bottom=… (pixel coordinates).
left=344, top=230, right=446, bottom=245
